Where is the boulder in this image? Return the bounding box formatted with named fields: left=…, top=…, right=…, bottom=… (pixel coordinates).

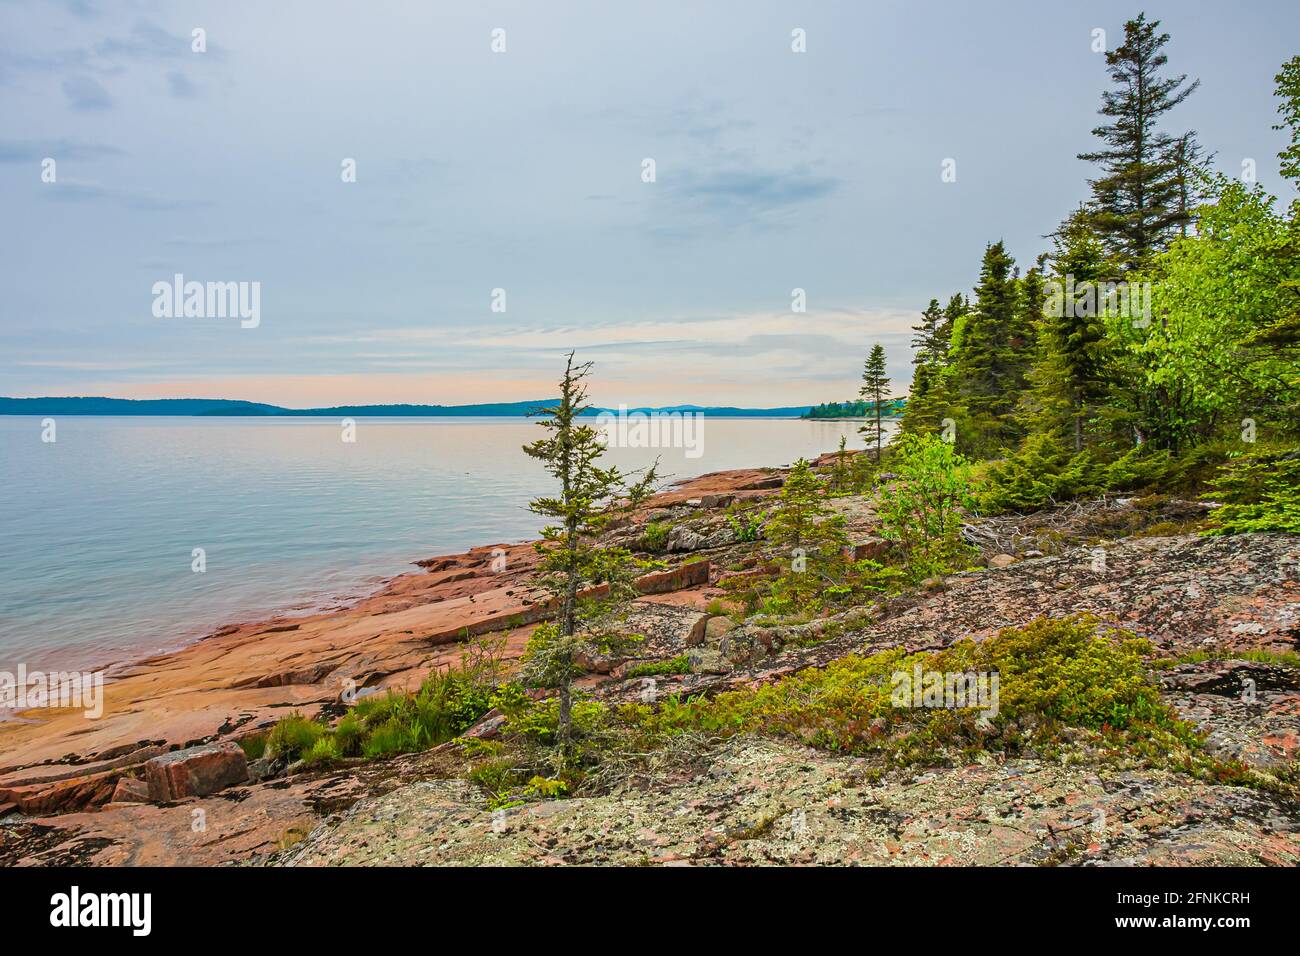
left=145, top=741, right=249, bottom=802
left=667, top=526, right=707, bottom=552
left=847, top=538, right=891, bottom=562
left=704, top=616, right=735, bottom=641
left=109, top=776, right=150, bottom=804
left=635, top=560, right=709, bottom=594
left=988, top=553, right=1017, bottom=569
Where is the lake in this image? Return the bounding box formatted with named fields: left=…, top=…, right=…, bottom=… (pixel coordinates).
left=0, top=415, right=890, bottom=672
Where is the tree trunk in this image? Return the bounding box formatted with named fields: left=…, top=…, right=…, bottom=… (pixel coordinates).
left=557, top=680, right=573, bottom=756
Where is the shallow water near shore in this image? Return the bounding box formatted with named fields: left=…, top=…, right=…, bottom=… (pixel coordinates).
left=0, top=415, right=888, bottom=673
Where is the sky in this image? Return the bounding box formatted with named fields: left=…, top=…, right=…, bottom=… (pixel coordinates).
left=1, top=0, right=1297, bottom=409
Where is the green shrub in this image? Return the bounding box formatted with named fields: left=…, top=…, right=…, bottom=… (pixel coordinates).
left=300, top=735, right=340, bottom=768
left=642, top=520, right=671, bottom=552
left=1204, top=448, right=1300, bottom=534
left=265, top=713, right=327, bottom=761
left=876, top=434, right=975, bottom=579
left=725, top=508, right=764, bottom=542
left=265, top=642, right=504, bottom=766
left=624, top=655, right=691, bottom=678
left=332, top=713, right=366, bottom=757
left=621, top=616, right=1211, bottom=774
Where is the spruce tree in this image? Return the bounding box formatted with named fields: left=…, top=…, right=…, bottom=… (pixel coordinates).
left=858, top=343, right=891, bottom=460
left=521, top=352, right=657, bottom=755
left=952, top=241, right=1025, bottom=455
left=764, top=458, right=847, bottom=609
left=1078, top=13, right=1200, bottom=270
left=1046, top=210, right=1115, bottom=451
left=910, top=299, right=945, bottom=367
left=939, top=293, right=967, bottom=351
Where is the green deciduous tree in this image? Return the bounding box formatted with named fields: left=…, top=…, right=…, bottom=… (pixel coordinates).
left=876, top=434, right=974, bottom=580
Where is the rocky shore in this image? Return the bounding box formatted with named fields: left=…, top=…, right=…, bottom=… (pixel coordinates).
left=2, top=459, right=1298, bottom=867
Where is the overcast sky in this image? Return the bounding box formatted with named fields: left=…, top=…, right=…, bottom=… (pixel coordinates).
left=2, top=0, right=1297, bottom=408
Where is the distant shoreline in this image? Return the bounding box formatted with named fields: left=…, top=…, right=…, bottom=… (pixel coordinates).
left=0, top=396, right=817, bottom=418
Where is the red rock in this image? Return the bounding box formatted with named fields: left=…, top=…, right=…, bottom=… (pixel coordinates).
left=110, top=776, right=150, bottom=804
left=635, top=561, right=710, bottom=595
left=847, top=538, right=891, bottom=562
left=145, top=741, right=248, bottom=801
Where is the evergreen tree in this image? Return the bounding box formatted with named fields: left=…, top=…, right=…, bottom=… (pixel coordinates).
left=764, top=458, right=847, bottom=609
left=952, top=241, right=1026, bottom=455
left=858, top=343, right=891, bottom=460
left=910, top=299, right=946, bottom=367
left=939, top=293, right=967, bottom=350
left=1044, top=210, right=1115, bottom=451
left=521, top=353, right=657, bottom=755
left=1171, top=131, right=1214, bottom=238
left=1077, top=13, right=1200, bottom=270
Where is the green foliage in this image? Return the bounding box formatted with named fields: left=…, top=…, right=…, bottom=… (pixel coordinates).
left=950, top=241, right=1032, bottom=457
left=975, top=430, right=1175, bottom=515
left=1276, top=55, right=1300, bottom=190
left=802, top=398, right=905, bottom=419
left=265, top=713, right=327, bottom=762
left=264, top=640, right=504, bottom=766
left=722, top=502, right=765, bottom=542
left=762, top=458, right=848, bottom=610
left=332, top=712, right=366, bottom=757
left=858, top=343, right=892, bottom=459
left=1076, top=12, right=1201, bottom=270
left=1204, top=449, right=1300, bottom=534
left=523, top=775, right=569, bottom=799
left=239, top=734, right=266, bottom=761
left=876, top=434, right=974, bottom=579
left=521, top=353, right=658, bottom=755
left=299, top=734, right=340, bottom=768
left=623, top=616, right=1212, bottom=774
left=641, top=520, right=670, bottom=552
left=624, top=655, right=691, bottom=678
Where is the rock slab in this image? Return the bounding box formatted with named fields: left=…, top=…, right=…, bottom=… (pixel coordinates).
left=145, top=741, right=248, bottom=802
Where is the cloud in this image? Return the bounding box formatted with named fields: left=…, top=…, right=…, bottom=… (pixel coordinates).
left=165, top=69, right=198, bottom=99
left=0, top=138, right=121, bottom=162
left=42, top=177, right=209, bottom=210
left=670, top=166, right=839, bottom=211
left=61, top=74, right=111, bottom=109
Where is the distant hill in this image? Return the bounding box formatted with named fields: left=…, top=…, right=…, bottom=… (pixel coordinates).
left=0, top=397, right=814, bottom=418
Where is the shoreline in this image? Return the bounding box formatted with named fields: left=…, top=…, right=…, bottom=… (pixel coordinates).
left=0, top=464, right=788, bottom=816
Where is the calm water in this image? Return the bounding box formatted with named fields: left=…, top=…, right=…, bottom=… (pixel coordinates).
left=0, top=416, right=882, bottom=672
